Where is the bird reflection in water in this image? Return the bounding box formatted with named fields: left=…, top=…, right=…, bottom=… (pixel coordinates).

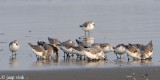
left=114, top=59, right=152, bottom=66
left=127, top=59, right=152, bottom=66
left=9, top=56, right=18, bottom=68
left=84, top=60, right=106, bottom=67
left=78, top=36, right=94, bottom=47
left=34, top=59, right=54, bottom=67
left=34, top=55, right=60, bottom=67
left=114, top=59, right=126, bottom=66
left=73, top=36, right=94, bottom=60
left=61, top=57, right=106, bottom=67
left=61, top=57, right=77, bottom=66
left=64, top=56, right=71, bottom=61
left=141, top=59, right=152, bottom=66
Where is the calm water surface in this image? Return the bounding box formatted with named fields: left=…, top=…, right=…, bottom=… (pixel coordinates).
left=0, top=0, right=160, bottom=70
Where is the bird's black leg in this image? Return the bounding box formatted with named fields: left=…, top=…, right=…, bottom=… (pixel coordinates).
left=67, top=53, right=70, bottom=57
left=15, top=52, right=16, bottom=58
left=15, top=52, right=17, bottom=58
left=56, top=52, right=58, bottom=61
left=76, top=55, right=78, bottom=59
left=36, top=55, right=40, bottom=60
left=115, top=53, right=119, bottom=59
left=80, top=56, right=82, bottom=60
left=127, top=55, right=130, bottom=61
left=120, top=55, right=121, bottom=59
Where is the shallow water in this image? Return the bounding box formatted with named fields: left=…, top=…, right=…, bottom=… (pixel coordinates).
left=0, top=0, right=160, bottom=70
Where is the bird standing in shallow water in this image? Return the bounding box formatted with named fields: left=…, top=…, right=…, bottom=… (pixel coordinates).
left=80, top=21, right=95, bottom=36
left=129, top=41, right=153, bottom=60
left=141, top=40, right=153, bottom=60
left=114, top=44, right=126, bottom=59
left=37, top=41, right=59, bottom=61
left=9, top=40, right=19, bottom=57
left=72, top=45, right=85, bottom=60
left=125, top=44, right=142, bottom=60
left=82, top=45, right=106, bottom=61
left=28, top=43, right=47, bottom=60
left=57, top=40, right=75, bottom=57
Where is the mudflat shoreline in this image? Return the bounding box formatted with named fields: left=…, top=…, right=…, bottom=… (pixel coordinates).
left=0, top=66, right=160, bottom=80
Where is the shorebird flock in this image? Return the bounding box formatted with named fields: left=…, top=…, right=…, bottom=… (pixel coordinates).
left=9, top=21, right=153, bottom=61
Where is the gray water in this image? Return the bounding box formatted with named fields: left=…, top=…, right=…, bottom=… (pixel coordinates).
left=0, top=0, right=160, bottom=70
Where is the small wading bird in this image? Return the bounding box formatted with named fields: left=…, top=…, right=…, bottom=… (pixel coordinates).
left=72, top=45, right=85, bottom=60
left=28, top=43, right=47, bottom=60
left=80, top=21, right=95, bottom=36
left=9, top=40, right=20, bottom=57
left=82, top=45, right=106, bottom=61
left=141, top=40, right=153, bottom=60
left=57, top=40, right=75, bottom=57
left=114, top=44, right=126, bottom=59
left=125, top=44, right=142, bottom=60
left=128, top=40, right=153, bottom=60
left=37, top=41, right=59, bottom=60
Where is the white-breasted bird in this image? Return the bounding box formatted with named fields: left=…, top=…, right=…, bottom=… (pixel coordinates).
left=114, top=44, right=126, bottom=59
left=28, top=43, right=47, bottom=60
left=9, top=40, right=20, bottom=56
left=80, top=21, right=95, bottom=36
left=37, top=41, right=59, bottom=60
left=82, top=45, right=106, bottom=60
left=125, top=44, right=142, bottom=60
left=141, top=40, right=153, bottom=60
left=57, top=40, right=75, bottom=57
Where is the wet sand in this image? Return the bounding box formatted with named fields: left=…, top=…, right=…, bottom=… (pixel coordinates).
left=0, top=66, right=160, bottom=80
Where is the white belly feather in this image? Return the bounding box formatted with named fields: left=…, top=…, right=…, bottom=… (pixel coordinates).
left=32, top=49, right=43, bottom=57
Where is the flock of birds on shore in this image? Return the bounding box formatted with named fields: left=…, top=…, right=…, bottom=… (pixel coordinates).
left=9, top=21, right=153, bottom=61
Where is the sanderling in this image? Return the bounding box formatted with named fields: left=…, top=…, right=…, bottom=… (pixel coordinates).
left=37, top=41, right=59, bottom=60
left=57, top=40, right=75, bottom=57
left=114, top=44, right=126, bottom=59
left=28, top=43, right=47, bottom=60
left=9, top=40, right=20, bottom=56
left=125, top=44, right=141, bottom=60
left=141, top=40, right=153, bottom=60
left=72, top=45, right=85, bottom=60
left=80, top=21, right=95, bottom=36
left=78, top=36, right=94, bottom=47
left=129, top=43, right=145, bottom=54
left=48, top=37, right=60, bottom=46
left=82, top=45, right=106, bottom=61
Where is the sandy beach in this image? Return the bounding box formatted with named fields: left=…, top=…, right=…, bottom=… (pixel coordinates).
left=0, top=66, right=159, bottom=80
